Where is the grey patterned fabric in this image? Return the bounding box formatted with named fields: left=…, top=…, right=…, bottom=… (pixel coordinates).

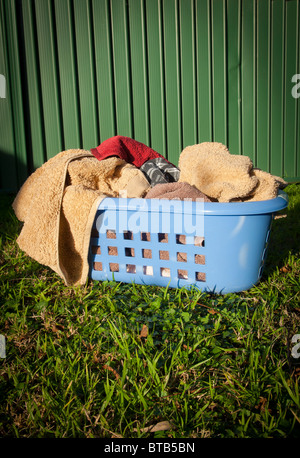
left=140, top=158, right=180, bottom=187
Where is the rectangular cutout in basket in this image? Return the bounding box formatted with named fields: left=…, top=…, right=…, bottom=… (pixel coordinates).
left=90, top=226, right=206, bottom=285
left=89, top=198, right=206, bottom=289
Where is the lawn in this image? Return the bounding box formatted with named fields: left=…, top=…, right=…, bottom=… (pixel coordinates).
left=0, top=183, right=299, bottom=438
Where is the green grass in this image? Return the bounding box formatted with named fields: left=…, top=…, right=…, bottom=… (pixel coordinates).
left=0, top=184, right=299, bottom=438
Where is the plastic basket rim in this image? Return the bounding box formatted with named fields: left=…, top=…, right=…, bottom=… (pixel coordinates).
left=98, top=190, right=288, bottom=216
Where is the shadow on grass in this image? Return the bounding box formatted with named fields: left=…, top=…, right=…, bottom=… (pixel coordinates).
left=262, top=183, right=300, bottom=278
left=0, top=192, right=22, bottom=243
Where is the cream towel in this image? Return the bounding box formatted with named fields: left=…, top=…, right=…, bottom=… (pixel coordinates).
left=178, top=142, right=287, bottom=202
left=242, top=168, right=288, bottom=202
left=178, top=142, right=258, bottom=202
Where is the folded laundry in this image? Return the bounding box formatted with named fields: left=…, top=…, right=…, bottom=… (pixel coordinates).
left=140, top=157, right=180, bottom=187
left=145, top=181, right=214, bottom=201
left=178, top=142, right=287, bottom=202
left=91, top=135, right=167, bottom=168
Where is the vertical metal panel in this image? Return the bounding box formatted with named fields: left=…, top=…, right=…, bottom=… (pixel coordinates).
left=73, top=0, right=99, bottom=149
left=226, top=0, right=242, bottom=155
left=92, top=0, right=116, bottom=141
left=211, top=0, right=227, bottom=144
left=270, top=0, right=285, bottom=177
left=297, top=0, right=300, bottom=179
left=179, top=0, right=197, bottom=147
left=256, top=0, right=271, bottom=173
left=0, top=0, right=18, bottom=191
left=241, top=0, right=256, bottom=163
left=2, top=0, right=27, bottom=185
left=110, top=0, right=133, bottom=137
left=1, top=0, right=300, bottom=193
left=54, top=0, right=81, bottom=149
left=34, top=0, right=63, bottom=158
left=163, top=0, right=182, bottom=163
left=284, top=0, right=298, bottom=179
left=22, top=0, right=46, bottom=170
left=145, top=0, right=166, bottom=156
left=128, top=0, right=150, bottom=146
left=195, top=0, right=212, bottom=142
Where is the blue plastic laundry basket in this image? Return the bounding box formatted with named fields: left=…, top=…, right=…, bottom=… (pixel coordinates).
left=88, top=190, right=288, bottom=294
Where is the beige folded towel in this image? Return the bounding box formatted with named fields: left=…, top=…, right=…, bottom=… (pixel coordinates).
left=178, top=142, right=258, bottom=202
left=12, top=150, right=150, bottom=285
left=178, top=142, right=287, bottom=202
left=241, top=168, right=288, bottom=202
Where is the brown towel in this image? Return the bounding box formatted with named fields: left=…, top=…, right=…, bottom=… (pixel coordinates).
left=12, top=150, right=150, bottom=285
left=145, top=181, right=214, bottom=202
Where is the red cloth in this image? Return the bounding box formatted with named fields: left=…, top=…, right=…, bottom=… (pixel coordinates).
left=90, top=135, right=167, bottom=168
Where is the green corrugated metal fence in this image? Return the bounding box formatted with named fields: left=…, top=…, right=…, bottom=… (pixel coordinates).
left=0, top=0, right=299, bottom=192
